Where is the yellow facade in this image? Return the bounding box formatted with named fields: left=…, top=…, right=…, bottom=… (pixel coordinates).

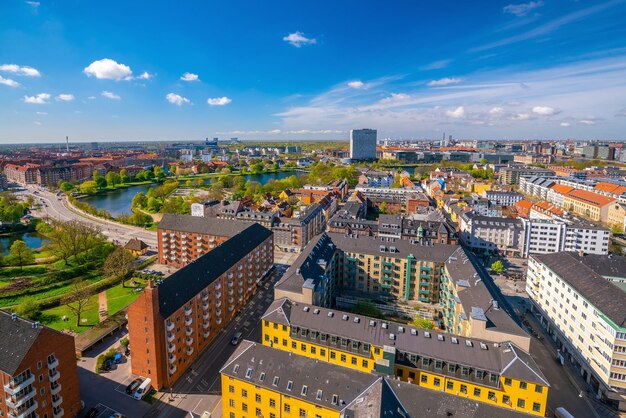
left=262, top=319, right=548, bottom=417
left=562, top=194, right=611, bottom=223
left=607, top=202, right=626, bottom=231
left=472, top=183, right=492, bottom=194
left=222, top=374, right=340, bottom=418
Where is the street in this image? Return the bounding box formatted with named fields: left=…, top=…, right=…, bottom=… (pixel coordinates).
left=24, top=187, right=158, bottom=248
left=143, top=264, right=287, bottom=418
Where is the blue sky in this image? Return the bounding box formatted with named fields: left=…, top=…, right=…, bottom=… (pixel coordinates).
left=1, top=0, right=626, bottom=143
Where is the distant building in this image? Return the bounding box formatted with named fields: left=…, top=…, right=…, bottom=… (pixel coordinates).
left=498, top=167, right=555, bottom=185
left=483, top=191, right=524, bottom=207
left=0, top=311, right=82, bottom=418
left=349, top=129, right=377, bottom=160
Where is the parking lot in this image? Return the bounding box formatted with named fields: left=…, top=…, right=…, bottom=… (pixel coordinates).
left=85, top=402, right=124, bottom=418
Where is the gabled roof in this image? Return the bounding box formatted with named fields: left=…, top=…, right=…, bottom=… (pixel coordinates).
left=0, top=311, right=43, bottom=375
left=125, top=238, right=148, bottom=251
left=565, top=189, right=615, bottom=207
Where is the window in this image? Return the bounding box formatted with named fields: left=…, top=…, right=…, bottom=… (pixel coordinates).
left=446, top=381, right=454, bottom=390
left=282, top=339, right=287, bottom=346
left=270, top=414, right=276, bottom=418
left=228, top=385, right=234, bottom=393
left=535, top=385, right=543, bottom=393
left=341, top=354, right=347, bottom=362
left=242, top=403, right=248, bottom=412
left=447, top=364, right=456, bottom=373
left=421, top=375, right=428, bottom=383
left=229, top=399, right=234, bottom=407
left=460, top=384, right=467, bottom=394
left=255, top=394, right=261, bottom=403
left=435, top=360, right=443, bottom=370
left=320, top=349, right=326, bottom=356
left=488, top=391, right=495, bottom=401
left=270, top=398, right=276, bottom=408
left=520, top=381, right=527, bottom=390
left=351, top=357, right=357, bottom=365
left=301, top=385, right=308, bottom=396
left=316, top=389, right=323, bottom=400
left=311, top=347, right=316, bottom=355
left=256, top=408, right=262, bottom=416
left=301, top=343, right=306, bottom=352
left=284, top=404, right=291, bottom=413
left=461, top=367, right=469, bottom=376
left=299, top=409, right=306, bottom=417
left=287, top=381, right=293, bottom=391
left=473, top=388, right=481, bottom=397
left=332, top=394, right=338, bottom=405
left=517, top=399, right=526, bottom=408
left=330, top=351, right=336, bottom=359
left=291, top=341, right=297, bottom=349
left=475, top=370, right=484, bottom=379
left=273, top=376, right=279, bottom=386
left=533, top=402, right=541, bottom=412
left=433, top=378, right=440, bottom=387
left=503, top=395, right=510, bottom=404
left=362, top=359, right=369, bottom=368
left=241, top=389, right=247, bottom=398
left=504, top=377, right=512, bottom=386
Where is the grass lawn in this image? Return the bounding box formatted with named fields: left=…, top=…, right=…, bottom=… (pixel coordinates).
left=0, top=265, right=48, bottom=278
left=106, top=282, right=145, bottom=316
left=40, top=293, right=100, bottom=334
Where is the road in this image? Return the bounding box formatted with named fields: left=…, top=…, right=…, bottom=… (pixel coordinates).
left=25, top=187, right=158, bottom=248
left=143, top=264, right=287, bottom=418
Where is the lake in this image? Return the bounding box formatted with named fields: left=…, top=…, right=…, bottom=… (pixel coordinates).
left=0, top=232, right=51, bottom=256
left=81, top=171, right=304, bottom=217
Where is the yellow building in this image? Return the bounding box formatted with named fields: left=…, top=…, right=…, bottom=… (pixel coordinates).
left=222, top=339, right=543, bottom=418
left=472, top=182, right=492, bottom=195
left=124, top=238, right=148, bottom=255
left=562, top=189, right=615, bottom=223
left=607, top=201, right=626, bottom=232
left=261, top=298, right=549, bottom=417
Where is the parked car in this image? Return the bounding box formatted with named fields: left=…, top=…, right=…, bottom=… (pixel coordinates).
left=230, top=332, right=243, bottom=346
left=113, top=353, right=123, bottom=364
left=133, top=378, right=152, bottom=400
left=126, top=378, right=143, bottom=394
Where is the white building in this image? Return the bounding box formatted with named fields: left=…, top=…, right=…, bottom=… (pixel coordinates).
left=459, top=212, right=525, bottom=256
left=349, top=129, right=377, bottom=160
left=521, top=218, right=610, bottom=257
left=526, top=252, right=626, bottom=410
left=483, top=191, right=524, bottom=207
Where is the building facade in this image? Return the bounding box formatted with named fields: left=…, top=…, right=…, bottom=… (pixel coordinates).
left=562, top=189, right=615, bottom=223
left=349, top=129, right=377, bottom=160
left=128, top=223, right=274, bottom=389
left=0, top=311, right=82, bottom=418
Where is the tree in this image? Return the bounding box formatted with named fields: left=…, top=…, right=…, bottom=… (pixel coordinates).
left=64, top=282, right=92, bottom=327
left=491, top=260, right=506, bottom=274
left=119, top=169, right=128, bottom=184
left=93, top=170, right=107, bottom=189
left=147, top=197, right=162, bottom=212
left=79, top=181, right=98, bottom=195
left=8, top=240, right=34, bottom=270
left=350, top=301, right=385, bottom=319
left=412, top=316, right=434, bottom=329
left=59, top=181, right=74, bottom=192
left=103, top=247, right=136, bottom=287
left=154, top=166, right=166, bottom=180
left=15, top=297, right=41, bottom=320
left=105, top=172, right=120, bottom=187
left=131, top=192, right=148, bottom=209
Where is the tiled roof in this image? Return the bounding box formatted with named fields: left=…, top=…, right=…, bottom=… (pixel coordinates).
left=549, top=184, right=574, bottom=195
left=0, top=311, right=43, bottom=375
left=565, top=189, right=615, bottom=207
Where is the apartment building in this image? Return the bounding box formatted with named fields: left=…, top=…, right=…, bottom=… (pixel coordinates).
left=157, top=214, right=252, bottom=267
left=608, top=202, right=626, bottom=231
left=498, top=167, right=555, bottom=185
left=261, top=299, right=548, bottom=416
left=526, top=252, right=626, bottom=410
left=357, top=170, right=393, bottom=188
left=273, top=203, right=325, bottom=253
left=483, top=191, right=524, bottom=207
left=128, top=223, right=273, bottom=389
left=275, top=234, right=529, bottom=350
left=0, top=311, right=82, bottom=418
left=459, top=213, right=525, bottom=256
left=222, top=340, right=534, bottom=418
left=562, top=189, right=615, bottom=223
left=521, top=218, right=610, bottom=257
left=4, top=163, right=39, bottom=185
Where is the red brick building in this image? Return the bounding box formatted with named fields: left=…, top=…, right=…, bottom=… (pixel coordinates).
left=0, top=311, right=82, bottom=418
left=128, top=223, right=274, bottom=389
left=157, top=214, right=253, bottom=267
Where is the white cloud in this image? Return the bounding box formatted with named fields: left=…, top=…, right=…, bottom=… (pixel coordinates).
left=180, top=72, right=199, bottom=82
left=489, top=106, right=504, bottom=116
left=0, top=64, right=40, bottom=77
left=283, top=32, right=317, bottom=47
left=503, top=1, right=544, bottom=17
left=166, top=93, right=191, bottom=106
left=216, top=129, right=344, bottom=135
left=446, top=106, right=465, bottom=118
left=56, top=94, right=75, bottom=102
left=379, top=93, right=411, bottom=105
left=34, top=121, right=41, bottom=125
left=207, top=96, right=231, bottom=106
left=347, top=80, right=365, bottom=89
left=511, top=113, right=530, bottom=120
left=26, top=1, right=40, bottom=7
left=560, top=122, right=571, bottom=127
left=0, top=75, right=20, bottom=88
left=23, top=93, right=50, bottom=104
left=428, top=77, right=463, bottom=87
left=532, top=105, right=558, bottom=115
left=84, top=58, right=132, bottom=80
left=36, top=111, right=47, bottom=115
left=87, top=96, right=96, bottom=100
left=136, top=71, right=154, bottom=80
left=420, top=59, right=451, bottom=70
left=101, top=91, right=121, bottom=100
left=579, top=119, right=595, bottom=125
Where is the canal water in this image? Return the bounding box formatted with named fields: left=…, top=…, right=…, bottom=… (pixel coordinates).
left=0, top=232, right=51, bottom=255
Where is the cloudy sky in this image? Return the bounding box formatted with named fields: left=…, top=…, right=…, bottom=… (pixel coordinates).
left=1, top=0, right=626, bottom=142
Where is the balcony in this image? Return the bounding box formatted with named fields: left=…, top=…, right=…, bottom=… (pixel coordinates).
left=215, top=291, right=222, bottom=299
left=228, top=298, right=234, bottom=304
left=203, top=321, right=210, bottom=329
left=168, top=354, right=176, bottom=364
left=216, top=301, right=222, bottom=308
left=166, top=321, right=175, bottom=332
left=12, top=400, right=38, bottom=418
left=419, top=274, right=431, bottom=279
left=185, top=337, right=193, bottom=346
left=227, top=282, right=234, bottom=288
left=216, top=318, right=222, bottom=325
left=49, top=370, right=60, bottom=383
left=202, top=293, right=208, bottom=302
left=184, top=306, right=192, bottom=315
left=51, top=394, right=63, bottom=408
left=186, top=347, right=194, bottom=356
left=47, top=357, right=59, bottom=370
left=216, top=309, right=222, bottom=316
left=202, top=312, right=209, bottom=320
left=169, top=365, right=177, bottom=375
left=203, top=330, right=210, bottom=338
left=381, top=276, right=392, bottom=282
left=382, top=269, right=393, bottom=275
left=381, top=283, right=392, bottom=290
left=202, top=302, right=209, bottom=311
left=4, top=374, right=35, bottom=395
left=167, top=333, right=175, bottom=342
left=53, top=407, right=64, bottom=418
left=5, top=387, right=35, bottom=409
left=168, top=344, right=176, bottom=353
left=185, top=317, right=193, bottom=326
left=228, top=289, right=234, bottom=296
left=228, top=305, right=235, bottom=312
left=185, top=327, right=193, bottom=336
left=214, top=283, right=221, bottom=291
left=50, top=383, right=61, bottom=396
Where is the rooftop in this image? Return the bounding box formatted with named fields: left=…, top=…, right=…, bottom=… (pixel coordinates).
left=565, top=189, right=615, bottom=207
left=0, top=311, right=48, bottom=375
left=157, top=213, right=250, bottom=236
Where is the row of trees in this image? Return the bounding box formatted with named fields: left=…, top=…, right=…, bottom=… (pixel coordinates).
left=61, top=166, right=168, bottom=195
left=45, top=219, right=107, bottom=265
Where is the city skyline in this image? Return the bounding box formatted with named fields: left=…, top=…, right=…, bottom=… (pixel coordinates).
left=1, top=0, right=626, bottom=143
